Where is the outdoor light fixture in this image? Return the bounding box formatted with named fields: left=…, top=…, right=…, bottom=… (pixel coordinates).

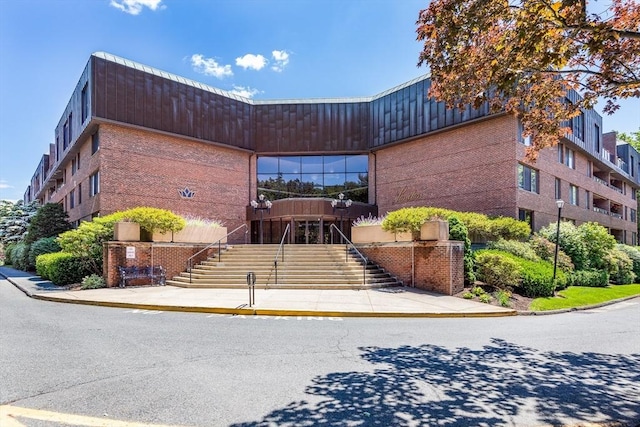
left=251, top=194, right=272, bottom=244
left=552, top=199, right=565, bottom=287
left=332, top=193, right=352, bottom=243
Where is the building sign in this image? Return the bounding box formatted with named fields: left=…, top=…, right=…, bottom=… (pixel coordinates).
left=126, top=246, right=136, bottom=259
left=393, top=186, right=424, bottom=205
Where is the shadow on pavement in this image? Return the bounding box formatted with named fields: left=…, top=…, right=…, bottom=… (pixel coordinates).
left=232, top=338, right=640, bottom=426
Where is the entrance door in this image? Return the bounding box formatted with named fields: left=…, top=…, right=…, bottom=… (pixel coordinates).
left=295, top=220, right=321, bottom=244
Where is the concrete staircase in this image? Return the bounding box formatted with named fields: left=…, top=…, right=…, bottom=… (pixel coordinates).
left=166, top=244, right=402, bottom=290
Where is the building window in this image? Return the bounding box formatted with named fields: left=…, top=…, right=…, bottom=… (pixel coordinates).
left=633, top=190, right=637, bottom=201
left=570, top=184, right=579, bottom=205
left=518, top=209, right=534, bottom=230
left=587, top=161, right=592, bottom=177
left=63, top=120, right=69, bottom=150
left=71, top=158, right=77, bottom=175
left=565, top=148, right=575, bottom=169
left=90, top=171, right=100, bottom=197
left=572, top=112, right=584, bottom=141
left=518, top=120, right=531, bottom=146
left=555, top=178, right=562, bottom=200
left=91, top=132, right=100, bottom=154
left=585, top=190, right=590, bottom=209
left=69, top=189, right=75, bottom=209
left=557, top=144, right=564, bottom=164
left=81, top=83, right=89, bottom=123
left=518, top=164, right=538, bottom=193
left=633, top=232, right=637, bottom=246
left=78, top=183, right=82, bottom=205
left=257, top=155, right=369, bottom=202
left=631, top=208, right=637, bottom=223
left=594, top=124, right=601, bottom=153
left=631, top=155, right=635, bottom=177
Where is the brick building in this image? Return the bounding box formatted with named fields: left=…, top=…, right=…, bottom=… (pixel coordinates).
left=24, top=52, right=639, bottom=245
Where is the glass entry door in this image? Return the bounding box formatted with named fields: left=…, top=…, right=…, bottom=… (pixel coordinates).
left=295, top=220, right=321, bottom=244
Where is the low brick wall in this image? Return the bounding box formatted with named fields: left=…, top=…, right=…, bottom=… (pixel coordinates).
left=358, top=241, right=464, bottom=295
left=103, top=242, right=219, bottom=287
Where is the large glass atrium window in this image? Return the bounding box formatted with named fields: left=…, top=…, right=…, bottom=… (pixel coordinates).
left=257, top=155, right=368, bottom=202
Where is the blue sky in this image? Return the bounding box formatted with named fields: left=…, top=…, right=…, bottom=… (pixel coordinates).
left=0, top=0, right=638, bottom=202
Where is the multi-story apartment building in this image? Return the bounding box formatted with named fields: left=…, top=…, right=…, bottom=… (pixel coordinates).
left=24, top=52, right=639, bottom=245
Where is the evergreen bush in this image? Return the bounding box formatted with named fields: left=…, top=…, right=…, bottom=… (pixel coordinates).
left=475, top=250, right=521, bottom=289
left=27, top=237, right=61, bottom=271
left=605, top=248, right=636, bottom=285
left=448, top=215, right=476, bottom=284
left=11, top=242, right=30, bottom=271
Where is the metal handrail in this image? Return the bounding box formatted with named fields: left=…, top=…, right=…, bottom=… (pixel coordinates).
left=329, top=224, right=368, bottom=286
left=187, top=224, right=249, bottom=283
left=273, top=223, right=291, bottom=285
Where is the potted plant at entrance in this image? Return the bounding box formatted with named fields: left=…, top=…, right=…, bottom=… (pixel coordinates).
left=350, top=214, right=413, bottom=243
left=153, top=216, right=227, bottom=244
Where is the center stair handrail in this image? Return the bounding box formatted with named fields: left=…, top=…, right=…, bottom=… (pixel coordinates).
left=329, top=223, right=368, bottom=286
left=273, top=223, right=291, bottom=285
left=187, top=223, right=248, bottom=283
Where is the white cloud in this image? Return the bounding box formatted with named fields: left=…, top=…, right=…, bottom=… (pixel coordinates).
left=191, top=54, right=233, bottom=79
left=110, top=0, right=164, bottom=15
left=0, top=180, right=13, bottom=190
left=229, top=85, right=260, bottom=99
left=271, top=50, right=290, bottom=72
left=235, top=54, right=268, bottom=71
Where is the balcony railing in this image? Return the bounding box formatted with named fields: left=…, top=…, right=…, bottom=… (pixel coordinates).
left=593, top=176, right=608, bottom=186
left=610, top=185, right=624, bottom=194
left=611, top=212, right=623, bottom=219
left=593, top=206, right=609, bottom=215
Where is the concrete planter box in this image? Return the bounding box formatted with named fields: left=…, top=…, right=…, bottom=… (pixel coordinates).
left=420, top=220, right=449, bottom=241
left=153, top=225, right=227, bottom=244
left=114, top=222, right=140, bottom=242
left=351, top=225, right=412, bottom=243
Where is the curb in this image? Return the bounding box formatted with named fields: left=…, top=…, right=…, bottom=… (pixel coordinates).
left=517, top=294, right=640, bottom=316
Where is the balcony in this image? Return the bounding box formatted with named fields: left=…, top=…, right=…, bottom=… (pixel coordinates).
left=593, top=176, right=608, bottom=186
left=610, top=185, right=624, bottom=194
left=593, top=206, right=609, bottom=215
left=611, top=212, right=623, bottom=219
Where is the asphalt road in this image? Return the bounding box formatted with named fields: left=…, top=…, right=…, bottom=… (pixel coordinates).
left=1, top=278, right=639, bottom=427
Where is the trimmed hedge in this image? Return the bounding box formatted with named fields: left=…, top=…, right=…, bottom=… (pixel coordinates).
left=35, top=252, right=93, bottom=285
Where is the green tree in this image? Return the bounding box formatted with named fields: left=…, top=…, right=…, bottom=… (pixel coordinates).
left=416, top=0, right=640, bottom=160
left=617, top=129, right=640, bottom=150
left=25, top=203, right=72, bottom=244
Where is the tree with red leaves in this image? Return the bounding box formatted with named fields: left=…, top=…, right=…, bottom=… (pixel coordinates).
left=416, top=0, right=640, bottom=160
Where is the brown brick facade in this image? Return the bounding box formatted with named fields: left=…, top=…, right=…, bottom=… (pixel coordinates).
left=359, top=241, right=464, bottom=295
left=103, top=242, right=218, bottom=287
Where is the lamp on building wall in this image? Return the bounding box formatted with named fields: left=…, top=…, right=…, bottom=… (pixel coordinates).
left=332, top=193, right=352, bottom=243
left=251, top=194, right=272, bottom=244
left=552, top=199, right=565, bottom=288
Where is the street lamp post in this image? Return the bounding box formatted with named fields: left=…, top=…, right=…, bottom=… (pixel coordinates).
left=251, top=194, right=272, bottom=244
left=331, top=193, right=352, bottom=243
left=552, top=199, right=565, bottom=287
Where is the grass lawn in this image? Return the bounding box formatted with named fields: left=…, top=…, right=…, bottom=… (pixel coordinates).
left=530, top=284, right=640, bottom=311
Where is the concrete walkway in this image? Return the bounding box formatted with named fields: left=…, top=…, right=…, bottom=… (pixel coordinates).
left=0, top=266, right=516, bottom=317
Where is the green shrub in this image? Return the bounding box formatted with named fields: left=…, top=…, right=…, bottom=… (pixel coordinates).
left=487, top=239, right=539, bottom=261
left=529, top=235, right=574, bottom=272
left=605, top=248, right=636, bottom=285
left=448, top=215, right=475, bottom=284
left=24, top=203, right=71, bottom=244
left=36, top=251, right=69, bottom=280
left=4, top=242, right=16, bottom=265
left=381, top=206, right=530, bottom=242
left=495, top=289, right=512, bottom=307
left=616, top=244, right=640, bottom=279
left=27, top=237, right=61, bottom=271
left=81, top=274, right=106, bottom=289
left=475, top=250, right=521, bottom=289
left=121, top=207, right=186, bottom=234
left=11, top=242, right=30, bottom=271
left=538, top=221, right=588, bottom=270
left=462, top=291, right=474, bottom=299
left=577, top=222, right=616, bottom=270
left=479, top=293, right=492, bottom=303
left=568, top=270, right=610, bottom=287
left=47, top=254, right=94, bottom=286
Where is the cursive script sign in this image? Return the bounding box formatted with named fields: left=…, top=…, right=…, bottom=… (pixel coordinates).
left=393, top=186, right=423, bottom=205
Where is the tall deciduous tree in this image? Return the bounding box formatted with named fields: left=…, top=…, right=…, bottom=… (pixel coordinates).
left=416, top=0, right=640, bottom=160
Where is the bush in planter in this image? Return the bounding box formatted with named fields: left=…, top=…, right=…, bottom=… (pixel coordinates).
left=121, top=207, right=186, bottom=235
left=475, top=250, right=521, bottom=290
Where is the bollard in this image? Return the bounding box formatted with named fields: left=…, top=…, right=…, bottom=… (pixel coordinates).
left=246, top=272, right=256, bottom=307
